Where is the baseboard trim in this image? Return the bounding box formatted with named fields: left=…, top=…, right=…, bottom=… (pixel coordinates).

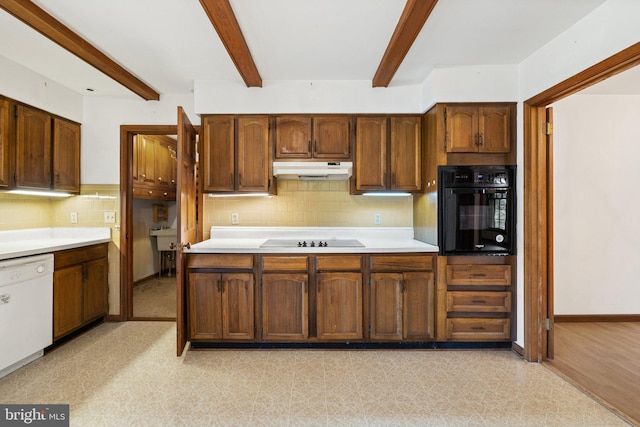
left=511, top=342, right=525, bottom=357
left=555, top=314, right=640, bottom=323
left=134, top=273, right=159, bottom=286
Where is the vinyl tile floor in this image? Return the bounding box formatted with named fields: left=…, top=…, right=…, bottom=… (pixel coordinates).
left=133, top=276, right=176, bottom=318
left=0, top=322, right=630, bottom=426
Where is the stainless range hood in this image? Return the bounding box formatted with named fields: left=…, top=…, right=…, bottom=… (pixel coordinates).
left=273, top=161, right=352, bottom=181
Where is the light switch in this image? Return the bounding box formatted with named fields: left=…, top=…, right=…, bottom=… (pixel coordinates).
left=70, top=212, right=78, bottom=224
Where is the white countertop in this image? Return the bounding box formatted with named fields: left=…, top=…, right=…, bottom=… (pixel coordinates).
left=186, top=227, right=438, bottom=254
left=0, top=228, right=112, bottom=261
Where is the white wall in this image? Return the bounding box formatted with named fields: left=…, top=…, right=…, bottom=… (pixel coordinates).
left=81, top=94, right=198, bottom=184
left=0, top=55, right=82, bottom=122
left=552, top=94, right=640, bottom=314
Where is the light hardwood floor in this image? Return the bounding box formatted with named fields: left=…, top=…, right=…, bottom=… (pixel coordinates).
left=546, top=322, right=640, bottom=426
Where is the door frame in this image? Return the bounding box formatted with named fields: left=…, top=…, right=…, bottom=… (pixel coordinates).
left=523, top=42, right=640, bottom=362
left=119, top=125, right=178, bottom=321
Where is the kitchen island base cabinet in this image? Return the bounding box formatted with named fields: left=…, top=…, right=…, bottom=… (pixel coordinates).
left=316, top=272, right=363, bottom=341
left=53, top=244, right=108, bottom=340
left=261, top=273, right=309, bottom=341
left=187, top=272, right=254, bottom=341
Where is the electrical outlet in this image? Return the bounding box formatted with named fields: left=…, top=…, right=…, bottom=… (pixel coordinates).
left=104, top=211, right=116, bottom=224
left=70, top=212, right=78, bottom=224
left=231, top=213, right=239, bottom=225
left=374, top=213, right=381, bottom=225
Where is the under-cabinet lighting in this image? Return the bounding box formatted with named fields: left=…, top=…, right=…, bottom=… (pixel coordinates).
left=8, top=190, right=73, bottom=198
left=362, top=192, right=411, bottom=197
left=207, top=193, right=272, bottom=198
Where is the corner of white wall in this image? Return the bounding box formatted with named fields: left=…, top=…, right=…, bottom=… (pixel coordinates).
left=0, top=55, right=83, bottom=122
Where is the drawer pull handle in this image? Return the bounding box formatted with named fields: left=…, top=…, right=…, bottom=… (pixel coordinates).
left=471, top=327, right=486, bottom=331
left=472, top=299, right=487, bottom=304
left=471, top=273, right=487, bottom=277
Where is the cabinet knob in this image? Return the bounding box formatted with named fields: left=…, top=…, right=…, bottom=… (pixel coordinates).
left=148, top=190, right=153, bottom=195
left=158, top=177, right=162, bottom=181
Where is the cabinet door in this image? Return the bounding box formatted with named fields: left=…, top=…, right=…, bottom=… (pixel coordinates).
left=221, top=273, right=254, bottom=340
left=52, top=118, right=80, bottom=192
left=403, top=272, right=435, bottom=340
left=237, top=116, right=270, bottom=192
left=370, top=273, right=403, bottom=341
left=202, top=116, right=235, bottom=192
left=445, top=106, right=478, bottom=153
left=0, top=99, right=10, bottom=188
left=53, top=265, right=83, bottom=339
left=187, top=272, right=223, bottom=340
left=317, top=272, right=363, bottom=340
left=155, top=137, right=175, bottom=190
left=16, top=105, right=51, bottom=189
left=390, top=116, right=421, bottom=191
left=275, top=116, right=312, bottom=158
left=478, top=106, right=511, bottom=153
left=313, top=116, right=350, bottom=159
left=136, top=135, right=157, bottom=186
left=262, top=273, right=309, bottom=341
left=83, top=257, right=109, bottom=322
left=355, top=117, right=387, bottom=191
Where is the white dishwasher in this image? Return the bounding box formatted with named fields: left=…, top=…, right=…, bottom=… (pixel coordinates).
left=0, top=253, right=54, bottom=378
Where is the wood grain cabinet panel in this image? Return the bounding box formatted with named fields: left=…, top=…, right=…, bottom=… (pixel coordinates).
left=275, top=116, right=351, bottom=159
left=446, top=264, right=511, bottom=286
left=370, top=273, right=403, bottom=341
left=354, top=116, right=421, bottom=193
left=201, top=116, right=235, bottom=192
left=445, top=318, right=511, bottom=341
left=446, top=291, right=511, bottom=313
left=187, top=272, right=254, bottom=341
left=15, top=105, right=51, bottom=190
left=53, top=243, right=109, bottom=340
left=317, top=272, right=363, bottom=340
left=445, top=105, right=510, bottom=153
left=53, top=118, right=81, bottom=193
left=237, top=116, right=270, bottom=192
left=261, top=273, right=309, bottom=341
left=0, top=98, right=9, bottom=188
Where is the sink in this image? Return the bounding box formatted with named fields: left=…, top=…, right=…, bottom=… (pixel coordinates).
left=150, top=228, right=177, bottom=251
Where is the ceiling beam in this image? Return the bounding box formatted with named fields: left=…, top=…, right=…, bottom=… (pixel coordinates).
left=0, top=0, right=160, bottom=100
left=372, top=0, right=438, bottom=87
left=199, top=0, right=262, bottom=87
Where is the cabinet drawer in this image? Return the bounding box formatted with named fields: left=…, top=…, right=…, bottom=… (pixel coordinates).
left=262, top=256, right=308, bottom=271
left=316, top=255, right=361, bottom=271
left=446, top=265, right=511, bottom=286
left=55, top=243, right=108, bottom=269
left=187, top=254, right=253, bottom=269
left=445, top=318, right=511, bottom=341
left=370, top=255, right=433, bottom=271
left=447, top=291, right=511, bottom=313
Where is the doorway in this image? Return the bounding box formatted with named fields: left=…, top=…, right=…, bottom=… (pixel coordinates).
left=522, top=42, right=640, bottom=362
left=120, top=125, right=178, bottom=321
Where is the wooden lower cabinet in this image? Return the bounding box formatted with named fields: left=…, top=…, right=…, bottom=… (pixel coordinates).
left=369, top=255, right=435, bottom=341
left=437, top=256, right=513, bottom=342
left=261, top=273, right=308, bottom=341
left=316, top=272, right=363, bottom=340
left=53, top=244, right=108, bottom=340
left=188, top=272, right=254, bottom=341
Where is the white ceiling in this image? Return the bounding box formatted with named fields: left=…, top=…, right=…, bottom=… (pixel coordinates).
left=1, top=0, right=627, bottom=100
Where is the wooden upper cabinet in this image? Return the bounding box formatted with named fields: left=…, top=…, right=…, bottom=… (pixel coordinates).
left=275, top=116, right=312, bottom=158
left=275, top=116, right=351, bottom=160
left=15, top=105, right=52, bottom=190
left=53, top=118, right=80, bottom=193
left=445, top=105, right=510, bottom=153
left=355, top=116, right=421, bottom=193
left=0, top=98, right=10, bottom=188
left=390, top=116, right=421, bottom=191
left=201, top=115, right=273, bottom=194
left=202, top=116, right=235, bottom=192
left=237, top=116, right=270, bottom=192
left=154, top=137, right=176, bottom=189
left=355, top=116, right=387, bottom=191
left=312, top=116, right=350, bottom=159
left=132, top=134, right=177, bottom=200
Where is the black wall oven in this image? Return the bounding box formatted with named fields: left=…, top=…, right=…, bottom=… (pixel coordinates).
left=438, top=165, right=516, bottom=256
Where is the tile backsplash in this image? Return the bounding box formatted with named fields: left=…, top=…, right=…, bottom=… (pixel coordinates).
left=202, top=180, right=413, bottom=233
